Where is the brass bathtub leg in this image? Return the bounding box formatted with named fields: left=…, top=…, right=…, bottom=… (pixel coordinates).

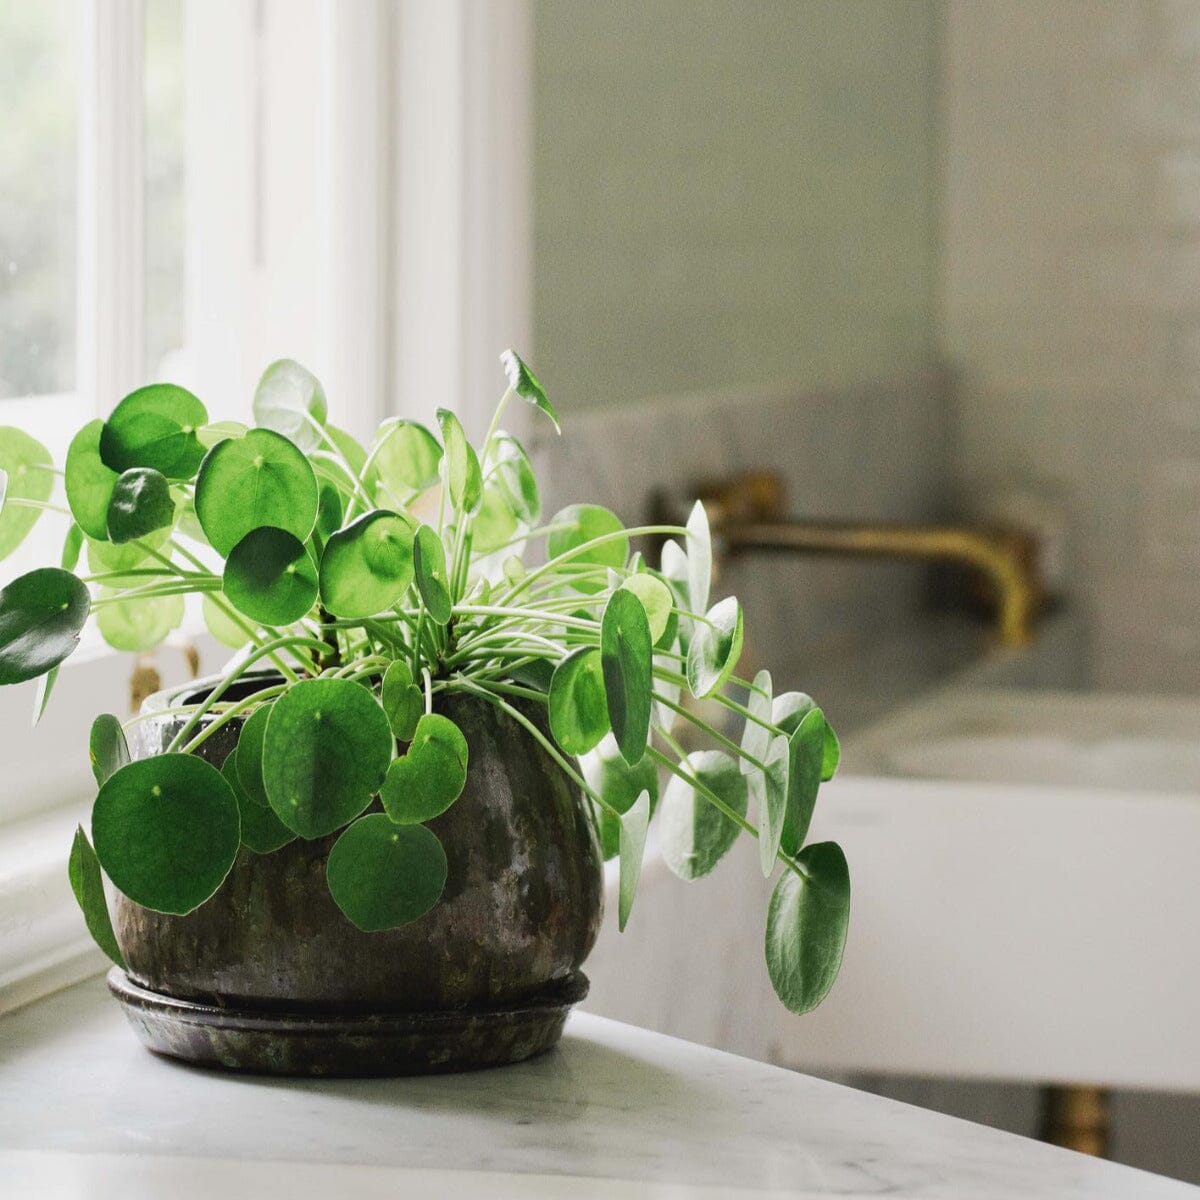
left=1040, top=1084, right=1109, bottom=1157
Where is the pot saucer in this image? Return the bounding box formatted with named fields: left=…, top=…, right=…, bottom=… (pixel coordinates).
left=107, top=967, right=589, bottom=1078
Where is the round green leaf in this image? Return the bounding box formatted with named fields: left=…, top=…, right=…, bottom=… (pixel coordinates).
left=68, top=826, right=125, bottom=969
left=0, top=568, right=90, bottom=684
left=547, top=504, right=628, bottom=595
left=223, top=527, right=318, bottom=626
left=252, top=359, right=327, bottom=453
left=65, top=420, right=119, bottom=541
left=196, top=420, right=247, bottom=449
left=548, top=646, right=609, bottom=756
left=488, top=431, right=540, bottom=522
left=499, top=348, right=560, bottom=434
left=61, top=522, right=84, bottom=571
left=581, top=735, right=658, bottom=860
left=318, top=509, right=415, bottom=619
left=235, top=702, right=274, bottom=806
left=224, top=749, right=296, bottom=855
left=619, top=573, right=673, bottom=644
left=381, top=712, right=469, bottom=825
left=91, top=754, right=241, bottom=915
left=96, top=589, right=185, bottom=652
left=601, top=587, right=653, bottom=766
left=327, top=814, right=448, bottom=931
left=471, top=485, right=520, bottom=555
left=765, top=842, right=850, bottom=1015
left=89, top=713, right=130, bottom=786
left=106, top=468, right=176, bottom=544
left=660, top=749, right=749, bottom=881
left=314, top=483, right=343, bottom=547
left=99, top=383, right=208, bottom=478
left=381, top=659, right=423, bottom=742
left=194, top=428, right=318, bottom=556
left=774, top=691, right=841, bottom=783
left=262, top=677, right=392, bottom=839
left=202, top=593, right=246, bottom=648
left=365, top=419, right=442, bottom=504
left=436, top=409, right=482, bottom=515
left=413, top=523, right=452, bottom=624
left=87, top=523, right=171, bottom=576
left=0, top=426, right=53, bottom=559
left=686, top=596, right=744, bottom=699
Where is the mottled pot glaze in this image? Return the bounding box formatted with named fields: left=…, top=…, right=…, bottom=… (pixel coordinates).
left=110, top=673, right=604, bottom=1074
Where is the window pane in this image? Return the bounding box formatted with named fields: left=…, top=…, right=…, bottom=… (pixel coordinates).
left=0, top=3, right=77, bottom=400
left=144, top=0, right=185, bottom=379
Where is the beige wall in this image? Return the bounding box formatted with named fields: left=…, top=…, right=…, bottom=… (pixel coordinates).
left=941, top=0, right=1200, bottom=692
left=532, top=0, right=940, bottom=409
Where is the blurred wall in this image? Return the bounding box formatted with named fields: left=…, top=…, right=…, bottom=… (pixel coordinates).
left=532, top=0, right=940, bottom=409
left=942, top=0, right=1200, bottom=693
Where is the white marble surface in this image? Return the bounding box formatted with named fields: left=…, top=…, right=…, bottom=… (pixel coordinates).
left=0, top=979, right=1194, bottom=1198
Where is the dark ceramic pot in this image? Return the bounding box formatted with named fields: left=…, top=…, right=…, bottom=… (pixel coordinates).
left=108, top=672, right=604, bottom=1076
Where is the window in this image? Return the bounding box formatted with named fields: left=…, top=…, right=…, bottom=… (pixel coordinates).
left=0, top=0, right=531, bottom=1011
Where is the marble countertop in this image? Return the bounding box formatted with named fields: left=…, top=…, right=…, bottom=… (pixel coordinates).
left=1, top=979, right=1193, bottom=1198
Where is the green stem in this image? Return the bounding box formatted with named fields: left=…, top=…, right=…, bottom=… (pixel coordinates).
left=653, top=690, right=768, bottom=773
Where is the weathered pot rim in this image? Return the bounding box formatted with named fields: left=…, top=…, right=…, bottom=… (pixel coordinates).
left=141, top=667, right=285, bottom=720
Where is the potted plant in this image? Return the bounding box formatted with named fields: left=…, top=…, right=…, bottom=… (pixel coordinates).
left=0, top=351, right=849, bottom=1076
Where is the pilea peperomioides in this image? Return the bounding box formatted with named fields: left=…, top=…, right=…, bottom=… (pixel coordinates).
left=0, top=350, right=849, bottom=1015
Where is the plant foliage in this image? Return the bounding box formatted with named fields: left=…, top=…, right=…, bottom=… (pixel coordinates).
left=0, top=348, right=848, bottom=1015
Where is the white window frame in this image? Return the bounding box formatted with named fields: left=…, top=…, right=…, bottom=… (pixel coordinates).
left=0, top=0, right=532, bottom=1012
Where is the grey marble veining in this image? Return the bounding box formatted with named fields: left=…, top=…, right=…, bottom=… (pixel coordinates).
left=0, top=978, right=1192, bottom=1197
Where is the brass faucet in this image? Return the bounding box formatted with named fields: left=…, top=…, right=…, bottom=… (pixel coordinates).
left=654, top=470, right=1043, bottom=648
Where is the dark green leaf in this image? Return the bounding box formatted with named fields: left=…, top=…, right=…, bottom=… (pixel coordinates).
left=548, top=646, right=608, bottom=756
left=436, top=409, right=482, bottom=515
left=89, top=713, right=131, bottom=785
left=224, top=750, right=295, bottom=855
left=413, top=524, right=452, bottom=624
left=0, top=426, right=53, bottom=559
left=581, top=736, right=659, bottom=860
left=326, top=814, right=447, bottom=931
left=252, top=359, right=327, bottom=453
left=499, top=348, right=560, bottom=434
left=106, top=468, right=175, bottom=544
left=235, top=702, right=274, bottom=806
left=262, top=677, right=392, bottom=839
left=68, top=826, right=125, bottom=968
left=319, top=509, right=415, bottom=619
left=381, top=660, right=423, bottom=741
left=65, top=420, right=120, bottom=540
left=617, top=788, right=650, bottom=931
left=365, top=419, right=442, bottom=504
left=546, top=504, right=627, bottom=594
left=778, top=708, right=825, bottom=857
left=194, top=428, right=318, bottom=556
left=686, top=596, right=743, bottom=699
left=91, top=754, right=241, bottom=915
left=223, top=527, right=318, bottom=626
left=381, top=713, right=469, bottom=824
left=0, top=568, right=90, bottom=685
left=774, top=691, right=841, bottom=781
left=99, top=383, right=208, bottom=478
left=659, top=750, right=748, bottom=881
left=765, top=842, right=850, bottom=1014
left=601, top=588, right=653, bottom=766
